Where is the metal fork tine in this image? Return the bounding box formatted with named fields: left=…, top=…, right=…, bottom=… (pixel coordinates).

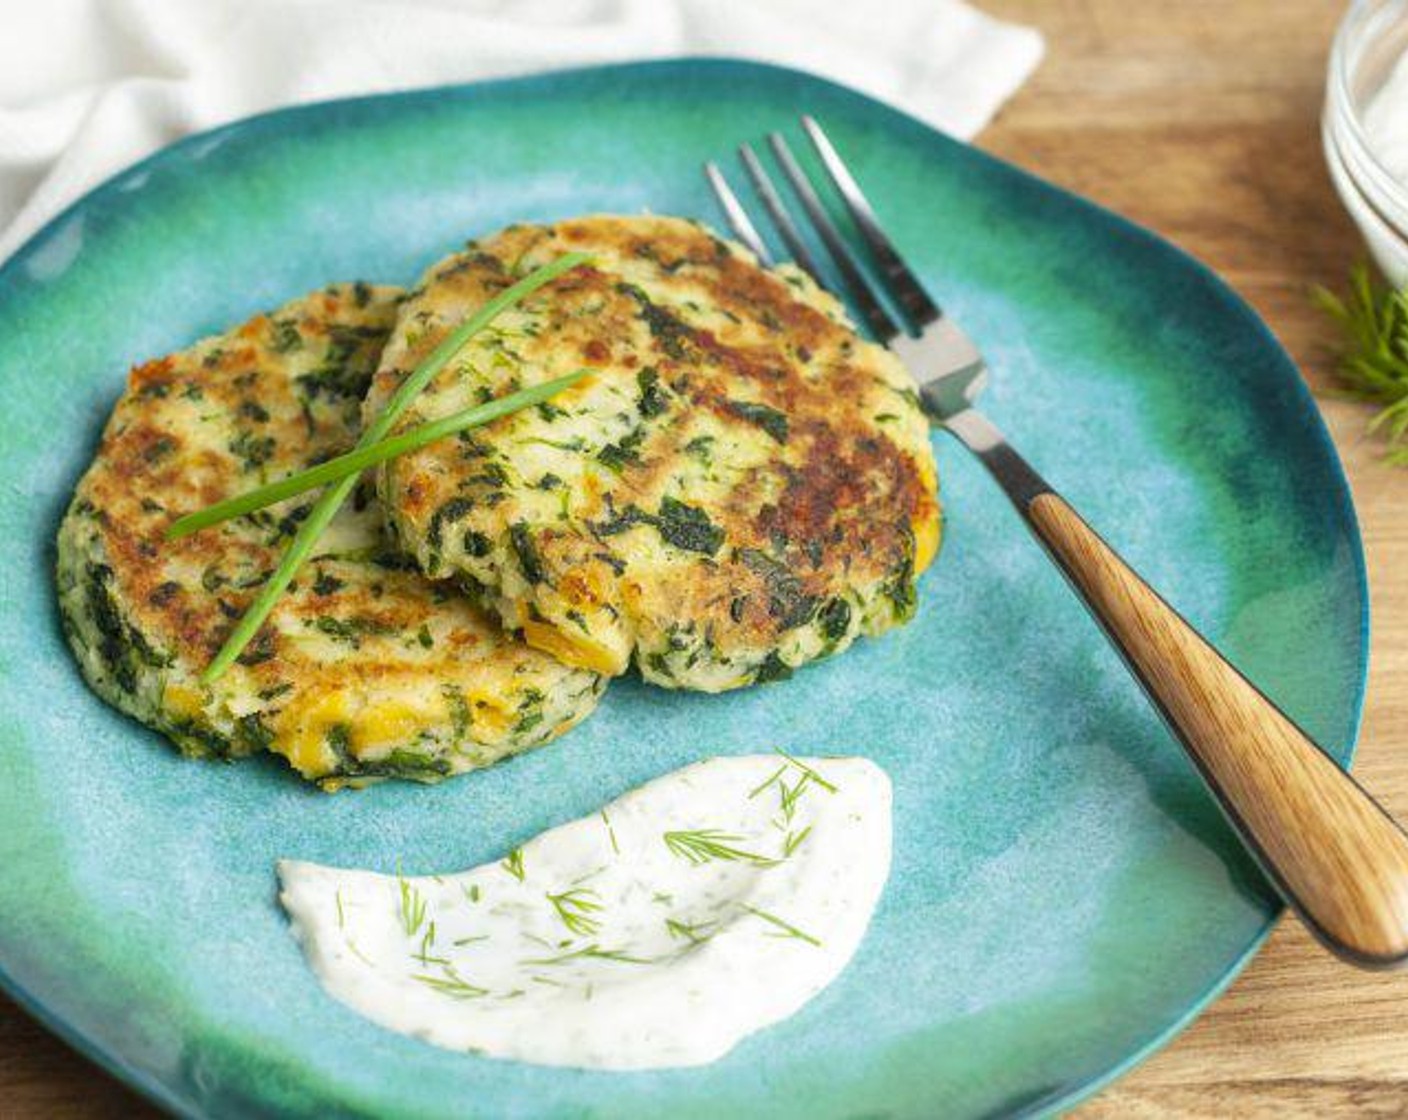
left=767, top=132, right=901, bottom=344
left=801, top=116, right=940, bottom=328
left=737, top=144, right=824, bottom=285
left=704, top=161, right=773, bottom=266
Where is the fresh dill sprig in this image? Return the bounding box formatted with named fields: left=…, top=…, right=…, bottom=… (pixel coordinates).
left=778, top=776, right=808, bottom=824
left=547, top=888, right=604, bottom=937
left=782, top=825, right=813, bottom=857
left=747, top=764, right=788, bottom=800
left=502, top=847, right=526, bottom=882
left=398, top=874, right=427, bottom=937
left=665, top=917, right=715, bottom=945
left=166, top=370, right=587, bottom=536
left=741, top=904, right=822, bottom=947
left=345, top=939, right=375, bottom=967
left=1315, top=263, right=1408, bottom=462
left=412, top=964, right=488, bottom=999
left=663, top=829, right=777, bottom=867
left=522, top=943, right=653, bottom=966
left=761, top=751, right=838, bottom=854
left=192, top=252, right=592, bottom=681
left=335, top=889, right=345, bottom=930
left=772, top=748, right=838, bottom=794
left=601, top=810, right=620, bottom=855
left=413, top=922, right=449, bottom=967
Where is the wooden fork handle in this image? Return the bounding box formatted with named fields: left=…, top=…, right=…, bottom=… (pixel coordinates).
left=1026, top=490, right=1408, bottom=966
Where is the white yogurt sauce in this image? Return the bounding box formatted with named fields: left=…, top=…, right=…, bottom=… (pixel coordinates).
left=278, top=754, right=891, bottom=1070
left=1366, top=48, right=1408, bottom=186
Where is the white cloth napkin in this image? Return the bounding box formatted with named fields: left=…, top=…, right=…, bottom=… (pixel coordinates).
left=0, top=0, right=1043, bottom=263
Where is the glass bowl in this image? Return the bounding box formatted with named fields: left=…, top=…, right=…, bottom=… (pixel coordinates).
left=1325, top=0, right=1408, bottom=285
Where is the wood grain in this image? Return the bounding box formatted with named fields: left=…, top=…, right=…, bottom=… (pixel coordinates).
left=4, top=0, right=1408, bottom=1116
left=1028, top=491, right=1408, bottom=965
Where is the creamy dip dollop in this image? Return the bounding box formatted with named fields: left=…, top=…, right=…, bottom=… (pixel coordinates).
left=278, top=754, right=891, bottom=1070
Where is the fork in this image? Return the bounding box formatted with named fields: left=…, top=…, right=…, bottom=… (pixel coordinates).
left=706, top=116, right=1408, bottom=969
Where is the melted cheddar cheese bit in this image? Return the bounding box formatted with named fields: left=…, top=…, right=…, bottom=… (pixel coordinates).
left=466, top=693, right=512, bottom=736
left=523, top=618, right=627, bottom=676
left=351, top=700, right=435, bottom=755
left=276, top=690, right=352, bottom=778
left=163, top=682, right=205, bottom=721
left=913, top=511, right=940, bottom=574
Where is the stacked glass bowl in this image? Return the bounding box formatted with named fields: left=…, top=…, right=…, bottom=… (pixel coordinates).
left=1326, top=0, right=1408, bottom=285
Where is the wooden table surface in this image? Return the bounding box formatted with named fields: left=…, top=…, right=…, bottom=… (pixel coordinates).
left=3, top=1, right=1407, bottom=1115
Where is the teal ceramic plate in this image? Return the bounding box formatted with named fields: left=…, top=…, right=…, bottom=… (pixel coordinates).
left=0, top=60, right=1366, bottom=1118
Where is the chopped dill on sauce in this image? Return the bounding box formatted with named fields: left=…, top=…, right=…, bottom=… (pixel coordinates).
left=547, top=888, right=604, bottom=937
left=663, top=829, right=776, bottom=867
left=522, top=944, right=653, bottom=966
left=398, top=873, right=428, bottom=936
left=782, top=825, right=813, bottom=857
left=412, top=965, right=488, bottom=999
left=742, top=905, right=821, bottom=947
left=665, top=917, right=715, bottom=946
left=773, top=748, right=838, bottom=793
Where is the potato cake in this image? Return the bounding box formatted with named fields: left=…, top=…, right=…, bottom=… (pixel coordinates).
left=368, top=216, right=940, bottom=691
left=57, top=283, right=605, bottom=789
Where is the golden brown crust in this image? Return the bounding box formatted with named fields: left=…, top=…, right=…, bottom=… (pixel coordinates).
left=56, top=283, right=604, bottom=787
left=368, top=216, right=941, bottom=691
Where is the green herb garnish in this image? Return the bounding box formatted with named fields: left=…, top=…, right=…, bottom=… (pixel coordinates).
left=782, top=825, right=813, bottom=857
left=772, top=748, right=838, bottom=793
left=663, top=829, right=777, bottom=867
left=748, top=764, right=788, bottom=800
left=168, top=370, right=586, bottom=539
left=502, top=847, right=526, bottom=882
left=189, top=252, right=591, bottom=681
left=522, top=943, right=653, bottom=966
left=412, top=965, right=488, bottom=999
left=345, top=939, right=375, bottom=967
left=547, top=888, right=604, bottom=936
left=741, top=904, right=821, bottom=946
left=398, top=874, right=427, bottom=937
left=413, top=922, right=449, bottom=967
left=665, top=917, right=715, bottom=945
left=1315, top=264, right=1408, bottom=461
